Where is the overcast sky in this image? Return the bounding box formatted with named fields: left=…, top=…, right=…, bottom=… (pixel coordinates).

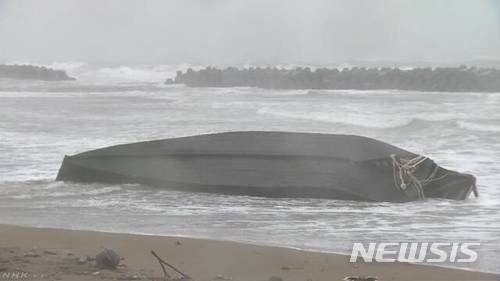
left=0, top=0, right=498, bottom=65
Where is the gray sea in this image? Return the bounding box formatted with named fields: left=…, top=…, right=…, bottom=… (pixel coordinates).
left=0, top=62, right=499, bottom=272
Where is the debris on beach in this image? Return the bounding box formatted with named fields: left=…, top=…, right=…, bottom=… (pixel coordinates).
left=343, top=276, right=378, bottom=281
left=151, top=250, right=192, bottom=280
left=23, top=250, right=40, bottom=258
left=95, top=248, right=121, bottom=269
left=118, top=273, right=147, bottom=280
left=213, top=274, right=233, bottom=281
left=42, top=250, right=57, bottom=255
left=0, top=246, right=155, bottom=280
left=280, top=265, right=290, bottom=270
left=77, top=255, right=92, bottom=264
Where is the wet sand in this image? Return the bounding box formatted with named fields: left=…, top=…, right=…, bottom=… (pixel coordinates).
left=0, top=224, right=498, bottom=281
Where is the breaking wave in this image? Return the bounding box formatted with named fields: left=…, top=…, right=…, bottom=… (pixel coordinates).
left=0, top=180, right=123, bottom=200
left=256, top=107, right=412, bottom=129
left=457, top=120, right=500, bottom=132
left=4, top=61, right=203, bottom=83
left=256, top=107, right=500, bottom=132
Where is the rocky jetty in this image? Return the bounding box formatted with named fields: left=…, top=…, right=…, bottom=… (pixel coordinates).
left=0, top=64, right=75, bottom=81
left=166, top=66, right=499, bottom=92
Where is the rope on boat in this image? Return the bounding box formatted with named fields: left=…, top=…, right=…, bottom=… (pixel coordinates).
left=390, top=154, right=479, bottom=199
left=390, top=154, right=428, bottom=200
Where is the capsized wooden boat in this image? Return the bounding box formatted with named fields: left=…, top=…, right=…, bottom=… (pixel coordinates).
left=56, top=131, right=477, bottom=202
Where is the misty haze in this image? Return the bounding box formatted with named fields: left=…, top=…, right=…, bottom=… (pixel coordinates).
left=0, top=0, right=499, bottom=65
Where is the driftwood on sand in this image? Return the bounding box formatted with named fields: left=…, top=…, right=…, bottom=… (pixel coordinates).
left=151, top=250, right=192, bottom=280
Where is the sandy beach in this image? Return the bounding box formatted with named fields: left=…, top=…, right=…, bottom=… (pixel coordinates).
left=0, top=224, right=497, bottom=281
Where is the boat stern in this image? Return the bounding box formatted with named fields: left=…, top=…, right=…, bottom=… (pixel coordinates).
left=423, top=167, right=477, bottom=200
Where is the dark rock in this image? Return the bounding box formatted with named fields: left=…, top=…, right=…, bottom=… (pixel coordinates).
left=95, top=249, right=120, bottom=269
left=167, top=66, right=500, bottom=92
left=0, top=64, right=75, bottom=81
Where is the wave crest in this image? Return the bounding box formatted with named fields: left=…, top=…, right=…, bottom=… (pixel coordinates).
left=457, top=120, right=500, bottom=132
left=257, top=107, right=500, bottom=132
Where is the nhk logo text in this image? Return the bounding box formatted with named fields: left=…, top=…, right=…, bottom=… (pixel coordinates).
left=350, top=242, right=479, bottom=263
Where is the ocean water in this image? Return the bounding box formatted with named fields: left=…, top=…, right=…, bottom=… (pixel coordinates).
left=0, top=63, right=499, bottom=272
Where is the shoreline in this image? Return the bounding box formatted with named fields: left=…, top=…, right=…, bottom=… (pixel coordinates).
left=1, top=224, right=498, bottom=281
left=7, top=223, right=498, bottom=275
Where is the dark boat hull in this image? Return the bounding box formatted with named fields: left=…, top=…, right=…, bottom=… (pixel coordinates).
left=56, top=132, right=476, bottom=202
